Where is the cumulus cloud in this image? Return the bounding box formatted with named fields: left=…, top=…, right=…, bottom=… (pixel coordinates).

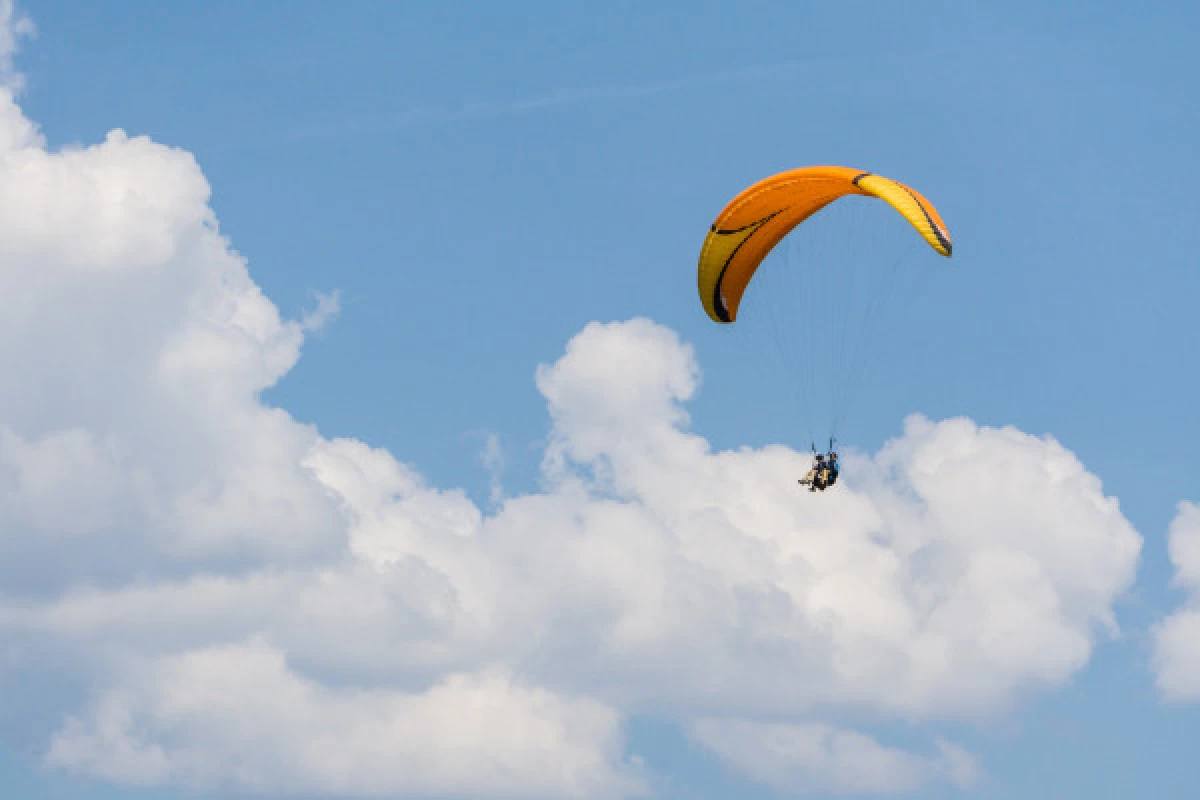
left=45, top=639, right=642, bottom=798
left=0, top=79, right=346, bottom=599
left=0, top=7, right=1145, bottom=796
left=0, top=0, right=32, bottom=92
left=0, top=38, right=636, bottom=794
left=513, top=320, right=1140, bottom=722
left=1152, top=501, right=1200, bottom=701
left=690, top=718, right=977, bottom=795
left=7, top=307, right=1142, bottom=795
left=481, top=431, right=506, bottom=505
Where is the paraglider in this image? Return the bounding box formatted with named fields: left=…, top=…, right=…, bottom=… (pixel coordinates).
left=798, top=452, right=827, bottom=491
left=696, top=166, right=953, bottom=489
left=798, top=449, right=839, bottom=492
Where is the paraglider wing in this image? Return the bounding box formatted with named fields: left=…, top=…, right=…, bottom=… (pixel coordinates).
left=697, top=166, right=952, bottom=323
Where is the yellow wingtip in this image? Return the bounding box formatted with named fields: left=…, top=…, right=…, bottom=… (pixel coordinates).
left=853, top=174, right=953, bottom=258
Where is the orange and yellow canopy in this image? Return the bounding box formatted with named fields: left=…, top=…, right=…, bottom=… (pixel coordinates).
left=697, top=166, right=952, bottom=323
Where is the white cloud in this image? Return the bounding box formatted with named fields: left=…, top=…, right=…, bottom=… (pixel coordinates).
left=481, top=431, right=506, bottom=505
left=0, top=7, right=1145, bottom=796
left=0, top=78, right=344, bottom=596
left=1166, top=501, right=1200, bottom=590
left=6, top=310, right=1141, bottom=795
left=690, top=718, right=977, bottom=795
left=1152, top=501, right=1200, bottom=701
left=0, top=0, right=32, bottom=93
left=0, top=49, right=637, bottom=792
left=511, top=319, right=1140, bottom=721
left=45, top=638, right=644, bottom=799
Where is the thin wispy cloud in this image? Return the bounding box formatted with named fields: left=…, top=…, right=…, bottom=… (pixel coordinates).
left=286, top=48, right=960, bottom=141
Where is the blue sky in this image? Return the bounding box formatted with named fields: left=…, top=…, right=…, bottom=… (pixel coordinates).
left=3, top=2, right=1200, bottom=799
